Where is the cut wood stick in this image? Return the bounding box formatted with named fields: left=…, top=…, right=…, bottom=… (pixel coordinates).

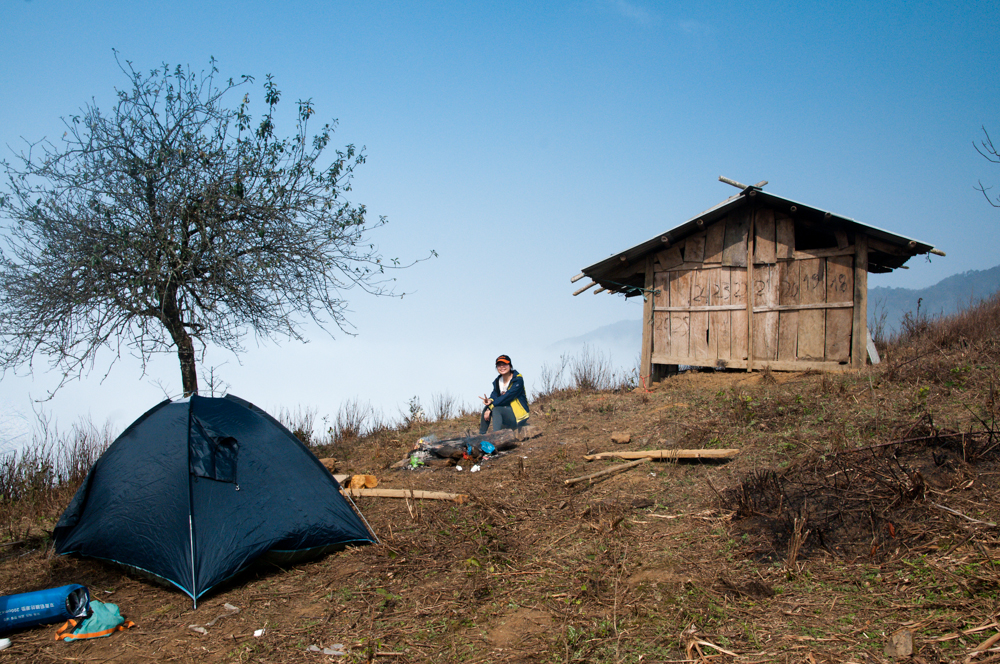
left=970, top=631, right=1000, bottom=656
left=584, top=449, right=740, bottom=461
left=564, top=458, right=649, bottom=486
left=932, top=502, right=997, bottom=527
left=570, top=272, right=586, bottom=283
left=344, top=488, right=468, bottom=504
left=573, top=281, right=596, bottom=296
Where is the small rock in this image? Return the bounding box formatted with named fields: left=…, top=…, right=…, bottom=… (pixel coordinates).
left=884, top=629, right=913, bottom=658
left=611, top=432, right=631, bottom=444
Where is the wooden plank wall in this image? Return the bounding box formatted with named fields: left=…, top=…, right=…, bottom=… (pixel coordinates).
left=649, top=205, right=862, bottom=371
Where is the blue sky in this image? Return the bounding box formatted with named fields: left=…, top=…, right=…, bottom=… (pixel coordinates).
left=1, top=0, right=998, bottom=440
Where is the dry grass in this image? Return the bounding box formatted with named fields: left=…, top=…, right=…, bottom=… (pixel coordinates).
left=2, top=296, right=999, bottom=662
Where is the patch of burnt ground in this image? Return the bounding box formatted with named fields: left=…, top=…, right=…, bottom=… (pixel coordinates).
left=723, top=425, right=1000, bottom=562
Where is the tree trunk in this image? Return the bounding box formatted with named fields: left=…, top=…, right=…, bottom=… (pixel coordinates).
left=161, top=285, right=199, bottom=397
left=175, top=334, right=199, bottom=397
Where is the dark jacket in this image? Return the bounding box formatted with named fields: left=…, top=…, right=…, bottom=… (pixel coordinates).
left=488, top=370, right=530, bottom=424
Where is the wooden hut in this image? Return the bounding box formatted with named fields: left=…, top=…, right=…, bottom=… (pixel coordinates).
left=573, top=181, right=944, bottom=380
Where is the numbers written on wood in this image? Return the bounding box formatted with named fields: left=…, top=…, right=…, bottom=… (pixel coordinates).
left=690, top=281, right=743, bottom=305
left=779, top=277, right=799, bottom=299
left=654, top=314, right=690, bottom=335
left=829, top=272, right=849, bottom=293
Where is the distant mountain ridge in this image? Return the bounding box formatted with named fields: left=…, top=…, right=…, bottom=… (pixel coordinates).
left=869, top=264, right=1000, bottom=333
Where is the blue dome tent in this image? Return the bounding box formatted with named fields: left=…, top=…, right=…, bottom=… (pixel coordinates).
left=54, top=395, right=375, bottom=606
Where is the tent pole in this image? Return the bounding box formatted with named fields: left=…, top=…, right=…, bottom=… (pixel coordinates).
left=189, top=515, right=197, bottom=608
left=344, top=493, right=381, bottom=545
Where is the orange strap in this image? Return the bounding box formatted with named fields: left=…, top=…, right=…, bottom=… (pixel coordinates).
left=55, top=618, right=135, bottom=641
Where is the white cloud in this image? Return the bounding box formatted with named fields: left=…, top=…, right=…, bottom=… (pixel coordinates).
left=609, top=0, right=657, bottom=27
left=676, top=19, right=713, bottom=37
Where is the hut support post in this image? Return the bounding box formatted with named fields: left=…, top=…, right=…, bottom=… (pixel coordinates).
left=852, top=234, right=868, bottom=368
left=640, top=256, right=655, bottom=383
left=746, top=210, right=755, bottom=372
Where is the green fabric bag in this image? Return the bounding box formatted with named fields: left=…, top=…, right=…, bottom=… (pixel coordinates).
left=56, top=600, right=134, bottom=641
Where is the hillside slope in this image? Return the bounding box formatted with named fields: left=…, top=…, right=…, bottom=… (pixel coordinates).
left=2, top=293, right=998, bottom=663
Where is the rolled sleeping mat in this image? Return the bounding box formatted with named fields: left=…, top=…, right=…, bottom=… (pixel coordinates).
left=0, top=584, right=89, bottom=634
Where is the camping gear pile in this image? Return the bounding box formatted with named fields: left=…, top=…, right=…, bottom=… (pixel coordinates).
left=394, top=426, right=540, bottom=470
left=0, top=584, right=133, bottom=641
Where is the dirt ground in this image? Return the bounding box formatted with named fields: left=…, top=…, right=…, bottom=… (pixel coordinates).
left=2, top=350, right=1000, bottom=663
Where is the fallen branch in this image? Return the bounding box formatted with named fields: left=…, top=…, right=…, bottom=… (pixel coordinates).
left=584, top=449, right=740, bottom=461
left=932, top=502, right=997, bottom=527
left=564, top=458, right=650, bottom=486
left=832, top=431, right=988, bottom=457
left=344, top=488, right=468, bottom=504
left=966, top=631, right=1000, bottom=663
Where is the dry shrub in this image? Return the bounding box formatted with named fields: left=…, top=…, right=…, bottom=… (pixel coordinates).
left=331, top=398, right=376, bottom=443
left=889, top=291, right=1000, bottom=355
left=537, top=353, right=570, bottom=398
left=571, top=345, right=615, bottom=392
left=430, top=392, right=457, bottom=422
left=883, top=291, right=1000, bottom=388
left=279, top=406, right=317, bottom=446
left=0, top=414, right=115, bottom=542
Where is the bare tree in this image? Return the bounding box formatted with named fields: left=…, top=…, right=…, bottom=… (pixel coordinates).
left=0, top=54, right=431, bottom=396
left=976, top=126, right=1000, bottom=207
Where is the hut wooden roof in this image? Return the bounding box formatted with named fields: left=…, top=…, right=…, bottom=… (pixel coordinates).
left=575, top=186, right=942, bottom=297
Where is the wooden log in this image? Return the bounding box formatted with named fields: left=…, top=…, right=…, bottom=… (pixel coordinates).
left=564, top=458, right=650, bottom=486
left=345, top=488, right=468, bottom=504
left=584, top=449, right=741, bottom=461
left=573, top=281, right=596, bottom=296
left=719, top=175, right=748, bottom=190
left=571, top=272, right=586, bottom=283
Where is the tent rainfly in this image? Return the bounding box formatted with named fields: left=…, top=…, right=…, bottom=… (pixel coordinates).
left=54, top=395, right=375, bottom=606
left=572, top=179, right=944, bottom=381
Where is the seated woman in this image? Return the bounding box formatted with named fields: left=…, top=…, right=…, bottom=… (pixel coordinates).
left=479, top=355, right=530, bottom=434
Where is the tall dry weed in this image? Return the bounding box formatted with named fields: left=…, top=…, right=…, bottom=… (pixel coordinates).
left=0, top=414, right=115, bottom=542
